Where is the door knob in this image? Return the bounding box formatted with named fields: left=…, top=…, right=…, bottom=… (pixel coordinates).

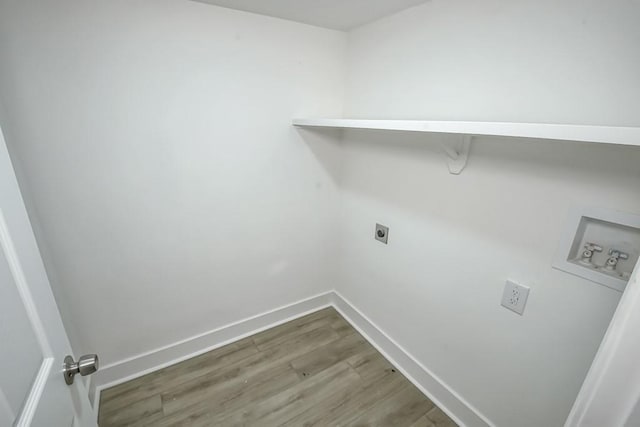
left=63, top=354, right=99, bottom=385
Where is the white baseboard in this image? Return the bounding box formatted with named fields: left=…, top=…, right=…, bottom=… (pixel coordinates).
left=90, top=291, right=333, bottom=414
left=330, top=291, right=495, bottom=427
left=91, top=290, right=494, bottom=427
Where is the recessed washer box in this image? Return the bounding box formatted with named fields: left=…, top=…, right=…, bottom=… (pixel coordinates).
left=553, top=207, right=640, bottom=292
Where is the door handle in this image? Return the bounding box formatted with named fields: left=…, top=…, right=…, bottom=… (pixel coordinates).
left=63, top=354, right=99, bottom=385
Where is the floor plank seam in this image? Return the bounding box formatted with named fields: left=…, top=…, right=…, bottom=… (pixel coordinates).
left=98, top=307, right=458, bottom=427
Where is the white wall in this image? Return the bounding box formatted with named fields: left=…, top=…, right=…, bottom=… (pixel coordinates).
left=336, top=0, right=640, bottom=426
left=0, top=0, right=346, bottom=367
left=345, top=0, right=640, bottom=125
left=2, top=0, right=640, bottom=425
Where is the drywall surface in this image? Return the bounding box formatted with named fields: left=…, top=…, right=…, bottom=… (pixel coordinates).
left=337, top=0, right=640, bottom=426
left=0, top=0, right=345, bottom=367
left=345, top=0, right=640, bottom=126
left=1, top=0, right=640, bottom=425
left=192, top=0, right=428, bottom=31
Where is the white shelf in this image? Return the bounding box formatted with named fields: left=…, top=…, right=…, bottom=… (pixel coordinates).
left=292, top=118, right=640, bottom=147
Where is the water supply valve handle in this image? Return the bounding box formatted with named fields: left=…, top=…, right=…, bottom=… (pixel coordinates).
left=580, top=243, right=603, bottom=265
left=583, top=243, right=603, bottom=258
left=605, top=249, right=629, bottom=271
left=608, top=249, right=629, bottom=260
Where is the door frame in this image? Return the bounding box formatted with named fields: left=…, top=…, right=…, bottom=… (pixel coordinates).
left=565, top=258, right=640, bottom=426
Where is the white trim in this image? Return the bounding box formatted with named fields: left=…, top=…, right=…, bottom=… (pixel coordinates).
left=0, top=210, right=53, bottom=357
left=15, top=358, right=53, bottom=427
left=330, top=292, right=494, bottom=427
left=0, top=210, right=56, bottom=426
left=91, top=290, right=493, bottom=426
left=90, top=292, right=333, bottom=412
left=564, top=259, right=640, bottom=426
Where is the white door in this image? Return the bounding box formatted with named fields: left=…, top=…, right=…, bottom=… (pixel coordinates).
left=565, top=259, right=640, bottom=426
left=0, top=125, right=96, bottom=426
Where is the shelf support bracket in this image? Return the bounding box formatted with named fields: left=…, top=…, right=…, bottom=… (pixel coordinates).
left=441, top=135, right=472, bottom=175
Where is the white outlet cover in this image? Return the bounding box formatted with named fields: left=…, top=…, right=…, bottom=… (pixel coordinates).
left=501, top=280, right=530, bottom=315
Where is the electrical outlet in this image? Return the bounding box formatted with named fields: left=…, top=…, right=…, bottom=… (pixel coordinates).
left=501, top=280, right=530, bottom=315
left=375, top=223, right=389, bottom=244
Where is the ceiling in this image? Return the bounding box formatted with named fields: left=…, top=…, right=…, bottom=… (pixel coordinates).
left=190, top=0, right=429, bottom=31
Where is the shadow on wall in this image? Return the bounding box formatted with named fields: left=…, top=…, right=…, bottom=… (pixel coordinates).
left=295, top=128, right=345, bottom=186
left=297, top=127, right=640, bottom=260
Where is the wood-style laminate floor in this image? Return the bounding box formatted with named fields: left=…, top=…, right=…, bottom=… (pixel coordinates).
left=98, top=307, right=458, bottom=427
